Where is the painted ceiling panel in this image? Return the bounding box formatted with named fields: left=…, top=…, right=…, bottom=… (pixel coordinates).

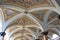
left=0, top=0, right=54, bottom=9
left=31, top=10, right=48, bottom=22
left=8, top=15, right=38, bottom=27
left=2, top=8, right=20, bottom=21
left=48, top=11, right=59, bottom=22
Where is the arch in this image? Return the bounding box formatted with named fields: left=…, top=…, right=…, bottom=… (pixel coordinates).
left=12, top=34, right=31, bottom=40
left=0, top=8, right=5, bottom=32
left=1, top=5, right=60, bottom=32
left=3, top=13, right=43, bottom=32
left=27, top=13, right=44, bottom=31
left=2, top=13, right=24, bottom=31
left=27, top=13, right=43, bottom=25
left=28, top=7, right=60, bottom=15
left=25, top=33, right=36, bottom=38
left=0, top=2, right=60, bottom=40
left=42, top=10, right=60, bottom=30
left=1, top=4, right=60, bottom=37
left=27, top=7, right=60, bottom=31
left=51, top=0, right=59, bottom=7
left=13, top=36, right=31, bottom=40
left=42, top=11, right=53, bottom=30
left=8, top=27, right=36, bottom=39
left=0, top=4, right=25, bottom=12
left=48, top=18, right=57, bottom=25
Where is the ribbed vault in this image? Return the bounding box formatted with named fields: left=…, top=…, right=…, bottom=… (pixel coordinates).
left=0, top=0, right=60, bottom=40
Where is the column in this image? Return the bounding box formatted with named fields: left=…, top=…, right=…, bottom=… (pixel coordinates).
left=0, top=32, right=6, bottom=40
left=42, top=31, right=48, bottom=40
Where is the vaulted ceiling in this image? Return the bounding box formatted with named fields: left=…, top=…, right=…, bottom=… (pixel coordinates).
left=0, top=0, right=60, bottom=40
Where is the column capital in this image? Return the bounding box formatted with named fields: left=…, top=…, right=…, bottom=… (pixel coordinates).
left=42, top=31, right=48, bottom=35
left=35, top=39, right=39, bottom=40
left=0, top=32, right=6, bottom=36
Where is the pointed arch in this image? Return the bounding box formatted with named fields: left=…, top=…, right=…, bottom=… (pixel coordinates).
left=2, top=13, right=24, bottom=31
left=3, top=13, right=43, bottom=31
left=42, top=10, right=60, bottom=30
left=28, top=7, right=60, bottom=15
left=0, top=5, right=25, bottom=12
left=51, top=0, right=59, bottom=7
left=8, top=27, right=36, bottom=39
left=10, top=34, right=31, bottom=40
left=27, top=14, right=44, bottom=31
left=0, top=8, right=4, bottom=32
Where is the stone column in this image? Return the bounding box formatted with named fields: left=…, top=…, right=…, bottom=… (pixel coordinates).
left=42, top=31, right=48, bottom=40
left=0, top=32, right=6, bottom=40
